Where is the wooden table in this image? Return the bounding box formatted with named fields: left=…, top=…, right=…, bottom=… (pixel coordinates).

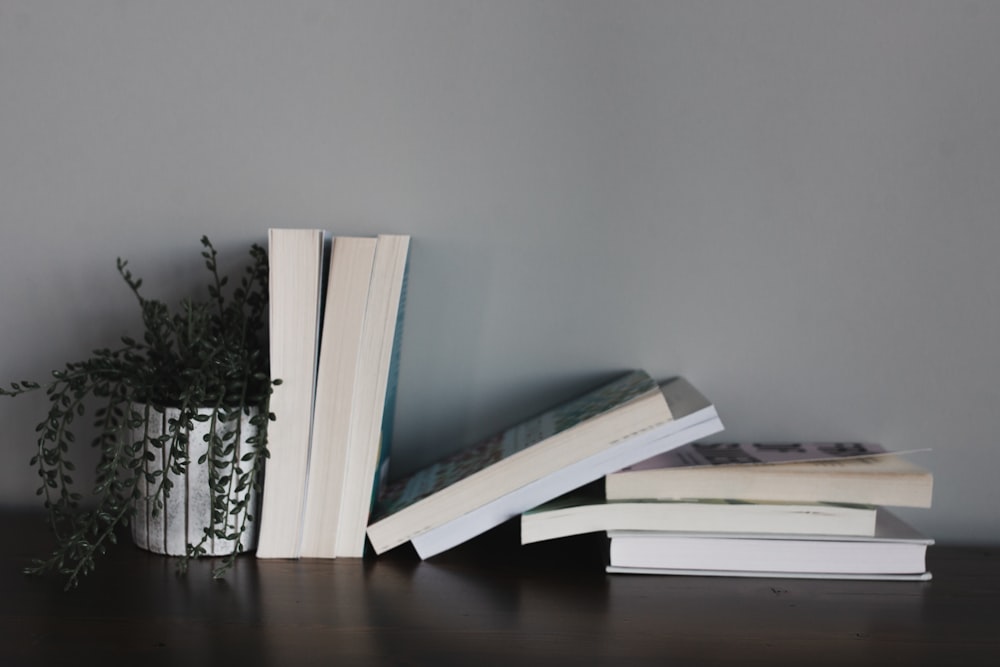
left=1, top=511, right=997, bottom=666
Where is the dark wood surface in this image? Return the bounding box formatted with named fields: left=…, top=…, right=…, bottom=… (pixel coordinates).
left=2, top=511, right=998, bottom=666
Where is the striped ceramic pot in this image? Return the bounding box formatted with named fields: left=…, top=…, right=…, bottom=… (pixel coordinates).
left=130, top=405, right=260, bottom=557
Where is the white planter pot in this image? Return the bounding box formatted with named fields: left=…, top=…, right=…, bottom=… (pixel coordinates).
left=130, top=405, right=260, bottom=557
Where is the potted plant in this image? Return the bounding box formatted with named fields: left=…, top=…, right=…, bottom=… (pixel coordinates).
left=1, top=236, right=276, bottom=588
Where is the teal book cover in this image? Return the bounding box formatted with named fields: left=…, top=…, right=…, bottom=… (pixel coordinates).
left=371, top=370, right=658, bottom=521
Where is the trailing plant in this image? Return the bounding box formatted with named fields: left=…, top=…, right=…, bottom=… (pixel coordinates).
left=1, top=236, right=277, bottom=589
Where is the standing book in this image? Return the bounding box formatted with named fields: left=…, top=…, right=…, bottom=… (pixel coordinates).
left=299, top=236, right=378, bottom=558
left=366, top=372, right=724, bottom=558
left=257, top=228, right=326, bottom=559
left=329, top=234, right=410, bottom=557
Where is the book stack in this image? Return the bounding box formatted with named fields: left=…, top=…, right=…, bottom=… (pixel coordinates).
left=255, top=230, right=935, bottom=580
left=256, top=229, right=410, bottom=559
left=522, top=441, right=935, bottom=580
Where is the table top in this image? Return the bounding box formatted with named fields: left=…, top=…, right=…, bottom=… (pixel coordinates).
left=2, top=511, right=998, bottom=666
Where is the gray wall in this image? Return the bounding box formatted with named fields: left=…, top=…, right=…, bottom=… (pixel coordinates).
left=2, top=1, right=998, bottom=544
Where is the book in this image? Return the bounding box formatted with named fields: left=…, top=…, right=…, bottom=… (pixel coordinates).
left=299, top=236, right=378, bottom=558
left=606, top=444, right=933, bottom=508
left=365, top=373, right=724, bottom=558
left=604, top=567, right=933, bottom=582
left=329, top=234, right=410, bottom=557
left=257, top=228, right=327, bottom=559
left=623, top=441, right=916, bottom=467
left=605, top=509, right=934, bottom=580
left=406, top=376, right=725, bottom=559
left=520, top=495, right=878, bottom=545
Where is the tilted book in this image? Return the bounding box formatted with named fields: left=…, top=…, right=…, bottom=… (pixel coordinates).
left=330, top=234, right=410, bottom=557
left=366, top=372, right=724, bottom=558
left=299, top=236, right=378, bottom=558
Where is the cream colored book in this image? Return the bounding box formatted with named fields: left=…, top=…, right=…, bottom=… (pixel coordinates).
left=257, top=228, right=326, bottom=559
left=299, top=236, right=378, bottom=558
left=333, top=234, right=410, bottom=557
left=521, top=495, right=877, bottom=545
left=606, top=450, right=932, bottom=508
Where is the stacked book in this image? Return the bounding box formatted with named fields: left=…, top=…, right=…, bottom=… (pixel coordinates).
left=522, top=442, right=935, bottom=580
